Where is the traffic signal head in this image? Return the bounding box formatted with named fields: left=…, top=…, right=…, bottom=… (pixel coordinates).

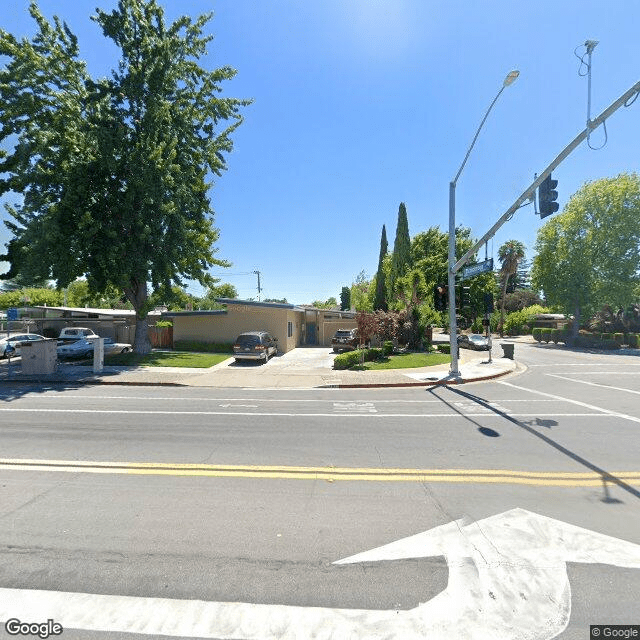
left=538, top=174, right=559, bottom=219
left=484, top=293, right=494, bottom=314
left=433, top=284, right=448, bottom=311
left=461, top=286, right=471, bottom=308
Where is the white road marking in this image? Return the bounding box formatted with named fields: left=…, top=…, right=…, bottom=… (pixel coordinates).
left=1, top=509, right=639, bottom=639
left=333, top=402, right=377, bottom=413
left=546, top=374, right=640, bottom=395
left=527, top=363, right=640, bottom=367
left=498, top=381, right=640, bottom=424
left=0, top=407, right=610, bottom=419
left=219, top=403, right=259, bottom=408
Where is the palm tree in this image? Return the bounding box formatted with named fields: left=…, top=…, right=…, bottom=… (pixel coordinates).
left=497, top=240, right=526, bottom=336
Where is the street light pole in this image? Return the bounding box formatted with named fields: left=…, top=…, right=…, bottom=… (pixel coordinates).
left=448, top=70, right=519, bottom=378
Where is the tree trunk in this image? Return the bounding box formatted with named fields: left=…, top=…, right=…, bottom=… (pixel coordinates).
left=124, top=278, right=152, bottom=355
left=572, top=300, right=581, bottom=340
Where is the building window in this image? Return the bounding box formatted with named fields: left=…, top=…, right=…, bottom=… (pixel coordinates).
left=287, top=321, right=293, bottom=338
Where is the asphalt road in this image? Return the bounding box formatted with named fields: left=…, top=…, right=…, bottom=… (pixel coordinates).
left=0, top=341, right=639, bottom=639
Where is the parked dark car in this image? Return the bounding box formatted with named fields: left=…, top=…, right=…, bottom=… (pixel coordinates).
left=458, top=333, right=490, bottom=350
left=331, top=329, right=360, bottom=353
left=232, top=331, right=278, bottom=363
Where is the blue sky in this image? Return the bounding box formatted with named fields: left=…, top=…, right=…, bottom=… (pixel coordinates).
left=2, top=0, right=640, bottom=304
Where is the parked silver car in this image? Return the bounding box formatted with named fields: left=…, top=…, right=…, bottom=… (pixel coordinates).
left=57, top=337, right=132, bottom=359
left=458, top=333, right=491, bottom=350
left=0, top=333, right=46, bottom=358
left=232, top=331, right=278, bottom=363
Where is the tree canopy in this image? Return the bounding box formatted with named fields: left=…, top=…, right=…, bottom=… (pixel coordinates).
left=0, top=0, right=250, bottom=352
left=531, top=173, right=640, bottom=334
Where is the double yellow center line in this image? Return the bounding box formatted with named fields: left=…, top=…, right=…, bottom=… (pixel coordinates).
left=1, top=458, right=639, bottom=486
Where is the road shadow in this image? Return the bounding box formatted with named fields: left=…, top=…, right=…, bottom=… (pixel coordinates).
left=427, top=386, right=640, bottom=504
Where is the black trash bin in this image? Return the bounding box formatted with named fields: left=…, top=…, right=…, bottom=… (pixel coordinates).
left=501, top=343, right=514, bottom=359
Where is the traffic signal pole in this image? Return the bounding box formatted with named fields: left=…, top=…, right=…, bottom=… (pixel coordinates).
left=453, top=78, right=640, bottom=275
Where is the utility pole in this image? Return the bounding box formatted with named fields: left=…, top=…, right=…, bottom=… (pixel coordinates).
left=253, top=270, right=262, bottom=301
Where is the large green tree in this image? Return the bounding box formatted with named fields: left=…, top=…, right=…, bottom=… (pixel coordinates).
left=531, top=173, right=640, bottom=337
left=497, top=240, right=526, bottom=336
left=0, top=1, right=249, bottom=353
left=373, top=224, right=388, bottom=311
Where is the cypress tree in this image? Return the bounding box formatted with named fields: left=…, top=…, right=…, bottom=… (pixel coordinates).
left=373, top=225, right=388, bottom=311
left=390, top=202, right=411, bottom=300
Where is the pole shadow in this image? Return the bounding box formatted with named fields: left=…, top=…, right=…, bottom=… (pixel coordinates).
left=427, top=386, right=639, bottom=504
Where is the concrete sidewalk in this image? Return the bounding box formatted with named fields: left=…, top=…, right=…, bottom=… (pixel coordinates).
left=0, top=344, right=519, bottom=389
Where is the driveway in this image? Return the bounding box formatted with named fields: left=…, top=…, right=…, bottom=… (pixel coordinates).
left=184, top=346, right=341, bottom=388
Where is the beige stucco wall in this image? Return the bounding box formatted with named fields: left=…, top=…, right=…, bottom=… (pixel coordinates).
left=171, top=305, right=356, bottom=352
left=172, top=305, right=304, bottom=353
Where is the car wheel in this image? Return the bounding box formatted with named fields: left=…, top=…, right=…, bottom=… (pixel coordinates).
left=121, top=347, right=131, bottom=353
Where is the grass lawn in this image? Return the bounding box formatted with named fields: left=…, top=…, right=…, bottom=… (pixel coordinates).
left=354, top=352, right=450, bottom=370
left=105, top=350, right=231, bottom=368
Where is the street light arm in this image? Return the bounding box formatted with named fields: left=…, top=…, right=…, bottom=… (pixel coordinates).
left=452, top=85, right=506, bottom=186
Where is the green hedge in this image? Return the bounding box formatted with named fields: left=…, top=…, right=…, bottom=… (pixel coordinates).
left=383, top=341, right=394, bottom=356
left=333, top=348, right=383, bottom=370
left=573, top=336, right=620, bottom=350
left=174, top=340, right=234, bottom=353
left=614, top=333, right=624, bottom=344
left=541, top=328, right=552, bottom=343
left=628, top=333, right=639, bottom=348
left=532, top=328, right=542, bottom=342
left=437, top=344, right=451, bottom=354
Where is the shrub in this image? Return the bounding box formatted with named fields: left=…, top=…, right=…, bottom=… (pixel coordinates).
left=174, top=340, right=234, bottom=353
left=470, top=317, right=484, bottom=333
left=532, top=328, right=542, bottom=342
left=437, top=344, right=451, bottom=354
left=333, top=347, right=383, bottom=370
left=574, top=336, right=620, bottom=350
left=614, top=333, right=624, bottom=344
left=333, top=350, right=362, bottom=370
left=541, top=328, right=552, bottom=343
left=551, top=329, right=561, bottom=344
left=628, top=333, right=639, bottom=348
left=601, top=333, right=613, bottom=341
left=382, top=341, right=394, bottom=356
left=155, top=320, right=173, bottom=328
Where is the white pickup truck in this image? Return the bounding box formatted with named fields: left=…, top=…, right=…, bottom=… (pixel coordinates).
left=58, top=327, right=99, bottom=342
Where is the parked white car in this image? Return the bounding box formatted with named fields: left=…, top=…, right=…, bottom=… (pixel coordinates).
left=57, top=337, right=132, bottom=359
left=0, top=333, right=46, bottom=358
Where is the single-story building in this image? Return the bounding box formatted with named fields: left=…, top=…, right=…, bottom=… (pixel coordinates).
left=164, top=299, right=357, bottom=353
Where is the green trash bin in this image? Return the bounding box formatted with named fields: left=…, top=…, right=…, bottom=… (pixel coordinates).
left=501, top=343, right=514, bottom=359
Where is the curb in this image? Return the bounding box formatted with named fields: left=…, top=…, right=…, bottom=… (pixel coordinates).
left=332, top=365, right=517, bottom=388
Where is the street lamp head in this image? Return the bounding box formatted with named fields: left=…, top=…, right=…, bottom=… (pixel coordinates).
left=503, top=70, right=519, bottom=87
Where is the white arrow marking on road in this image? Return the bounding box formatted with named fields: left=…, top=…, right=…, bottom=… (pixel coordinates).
left=1, top=509, right=639, bottom=639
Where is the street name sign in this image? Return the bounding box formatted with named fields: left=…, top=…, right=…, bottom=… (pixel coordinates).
left=461, top=258, right=494, bottom=280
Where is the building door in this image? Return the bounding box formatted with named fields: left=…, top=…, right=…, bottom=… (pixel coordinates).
left=306, top=322, right=316, bottom=345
